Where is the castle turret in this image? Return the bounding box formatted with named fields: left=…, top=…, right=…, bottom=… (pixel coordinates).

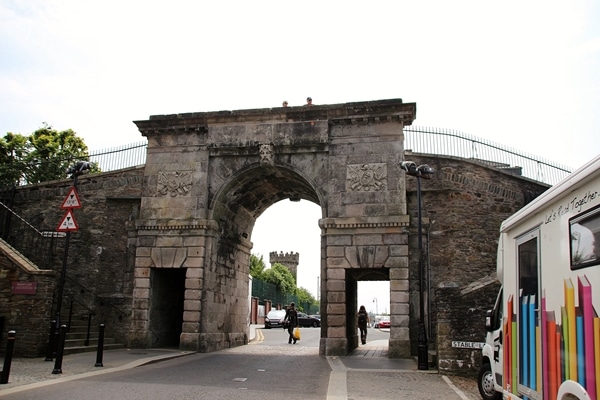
left=269, top=251, right=299, bottom=281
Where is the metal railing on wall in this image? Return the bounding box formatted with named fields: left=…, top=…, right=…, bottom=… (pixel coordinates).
left=2, top=128, right=573, bottom=188
left=404, top=126, right=572, bottom=186
left=88, top=128, right=571, bottom=186
left=0, top=200, right=63, bottom=270
left=87, top=141, right=147, bottom=173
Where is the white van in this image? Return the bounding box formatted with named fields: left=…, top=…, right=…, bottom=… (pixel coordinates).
left=479, top=154, right=600, bottom=400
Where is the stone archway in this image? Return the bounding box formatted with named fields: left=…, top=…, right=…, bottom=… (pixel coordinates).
left=130, top=99, right=415, bottom=357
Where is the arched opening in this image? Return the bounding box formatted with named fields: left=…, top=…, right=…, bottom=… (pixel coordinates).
left=205, top=163, right=323, bottom=350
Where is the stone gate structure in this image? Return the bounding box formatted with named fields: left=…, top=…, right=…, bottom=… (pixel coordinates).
left=131, top=99, right=416, bottom=356
left=1, top=98, right=552, bottom=371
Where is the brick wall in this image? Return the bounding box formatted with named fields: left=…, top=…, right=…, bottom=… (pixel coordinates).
left=0, top=245, right=56, bottom=357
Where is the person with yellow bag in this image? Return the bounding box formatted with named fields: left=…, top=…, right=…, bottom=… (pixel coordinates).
left=284, top=302, right=300, bottom=344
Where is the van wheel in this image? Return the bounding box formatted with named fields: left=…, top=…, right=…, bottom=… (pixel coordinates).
left=478, top=363, right=501, bottom=400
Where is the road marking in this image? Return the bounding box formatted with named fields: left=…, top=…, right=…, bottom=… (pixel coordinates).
left=326, top=357, right=348, bottom=400
left=441, top=375, right=471, bottom=400
left=250, top=328, right=264, bottom=344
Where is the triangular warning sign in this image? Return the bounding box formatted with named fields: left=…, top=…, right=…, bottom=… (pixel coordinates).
left=57, top=210, right=79, bottom=231
left=61, top=187, right=82, bottom=209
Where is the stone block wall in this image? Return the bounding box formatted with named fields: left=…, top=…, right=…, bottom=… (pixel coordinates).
left=402, top=153, right=548, bottom=365
left=2, top=167, right=144, bottom=354
left=436, top=278, right=501, bottom=374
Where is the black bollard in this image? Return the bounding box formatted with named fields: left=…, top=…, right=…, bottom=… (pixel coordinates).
left=95, top=324, right=105, bottom=367
left=0, top=331, right=16, bottom=384
left=52, top=325, right=67, bottom=374
left=44, top=319, right=57, bottom=361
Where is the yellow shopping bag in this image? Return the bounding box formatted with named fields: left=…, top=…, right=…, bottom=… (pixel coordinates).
left=293, top=327, right=301, bottom=340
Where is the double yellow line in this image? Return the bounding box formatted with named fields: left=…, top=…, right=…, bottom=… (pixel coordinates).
left=250, top=328, right=264, bottom=344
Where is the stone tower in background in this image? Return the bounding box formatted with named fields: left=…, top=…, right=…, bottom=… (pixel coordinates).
left=269, top=251, right=299, bottom=282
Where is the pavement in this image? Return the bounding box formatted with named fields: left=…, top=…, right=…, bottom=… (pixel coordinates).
left=0, top=325, right=480, bottom=399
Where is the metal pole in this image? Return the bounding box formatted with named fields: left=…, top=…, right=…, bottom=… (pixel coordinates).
left=55, top=231, right=71, bottom=330
left=44, top=319, right=57, bottom=361
left=416, top=175, right=429, bottom=370
left=52, top=325, right=67, bottom=374
left=95, top=324, right=105, bottom=367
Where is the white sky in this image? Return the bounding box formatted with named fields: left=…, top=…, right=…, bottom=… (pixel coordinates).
left=2, top=1, right=599, bottom=308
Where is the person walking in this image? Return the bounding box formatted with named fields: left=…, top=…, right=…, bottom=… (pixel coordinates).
left=284, top=302, right=299, bottom=344
left=357, top=305, right=369, bottom=345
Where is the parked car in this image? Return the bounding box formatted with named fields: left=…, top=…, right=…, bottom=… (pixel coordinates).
left=298, top=312, right=321, bottom=327
left=264, top=309, right=286, bottom=329
left=375, top=316, right=390, bottom=329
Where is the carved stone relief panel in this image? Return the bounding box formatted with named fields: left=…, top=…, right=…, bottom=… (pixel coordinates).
left=346, top=163, right=387, bottom=191
left=158, top=171, right=193, bottom=197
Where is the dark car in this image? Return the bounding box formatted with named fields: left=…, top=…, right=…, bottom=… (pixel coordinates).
left=298, top=312, right=321, bottom=327
left=264, top=309, right=286, bottom=329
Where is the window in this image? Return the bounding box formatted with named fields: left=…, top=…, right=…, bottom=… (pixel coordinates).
left=570, top=205, right=600, bottom=269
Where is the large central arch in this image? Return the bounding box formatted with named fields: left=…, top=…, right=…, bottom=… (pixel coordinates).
left=130, top=99, right=415, bottom=357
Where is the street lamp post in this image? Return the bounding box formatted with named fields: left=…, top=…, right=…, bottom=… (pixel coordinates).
left=400, top=161, right=434, bottom=371
left=373, top=298, right=378, bottom=315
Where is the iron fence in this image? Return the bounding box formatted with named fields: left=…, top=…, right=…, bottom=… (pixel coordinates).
left=87, top=141, right=147, bottom=172
left=404, top=126, right=573, bottom=185
left=86, top=127, right=571, bottom=186
left=251, top=278, right=319, bottom=314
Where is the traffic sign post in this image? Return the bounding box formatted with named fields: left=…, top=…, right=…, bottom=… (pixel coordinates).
left=52, top=184, right=82, bottom=357
left=47, top=163, right=90, bottom=361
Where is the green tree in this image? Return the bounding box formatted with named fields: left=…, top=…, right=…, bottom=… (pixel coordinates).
left=263, top=262, right=296, bottom=294
left=24, top=123, right=92, bottom=184
left=0, top=132, right=30, bottom=187
left=1, top=123, right=100, bottom=186
left=296, top=286, right=317, bottom=305
left=249, top=254, right=266, bottom=279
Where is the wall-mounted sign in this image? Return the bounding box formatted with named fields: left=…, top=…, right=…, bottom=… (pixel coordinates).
left=451, top=341, right=484, bottom=349
left=11, top=282, right=37, bottom=295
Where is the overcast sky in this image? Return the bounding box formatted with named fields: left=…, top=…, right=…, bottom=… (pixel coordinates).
left=2, top=1, right=599, bottom=310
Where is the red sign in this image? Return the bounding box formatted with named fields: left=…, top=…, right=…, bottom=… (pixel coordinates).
left=61, top=187, right=82, bottom=209
left=11, top=282, right=37, bottom=295
left=56, top=209, right=79, bottom=231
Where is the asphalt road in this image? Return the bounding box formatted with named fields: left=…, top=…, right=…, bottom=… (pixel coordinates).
left=1, top=327, right=481, bottom=400
left=2, top=328, right=330, bottom=400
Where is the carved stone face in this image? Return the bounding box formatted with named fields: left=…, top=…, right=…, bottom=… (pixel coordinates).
left=259, top=143, right=274, bottom=166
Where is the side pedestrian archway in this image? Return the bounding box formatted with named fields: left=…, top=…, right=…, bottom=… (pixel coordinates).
left=130, top=99, right=415, bottom=357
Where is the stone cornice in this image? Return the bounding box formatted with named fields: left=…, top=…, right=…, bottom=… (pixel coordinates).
left=135, top=219, right=218, bottom=231
left=319, top=215, right=410, bottom=230
left=134, top=99, right=416, bottom=136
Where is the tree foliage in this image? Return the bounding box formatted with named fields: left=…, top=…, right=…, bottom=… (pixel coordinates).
left=0, top=124, right=99, bottom=188
left=0, top=132, right=29, bottom=187
left=296, top=286, right=317, bottom=305
left=262, top=262, right=296, bottom=294
left=249, top=254, right=266, bottom=280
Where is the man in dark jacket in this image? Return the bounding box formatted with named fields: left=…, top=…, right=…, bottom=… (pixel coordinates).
left=284, top=302, right=299, bottom=344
